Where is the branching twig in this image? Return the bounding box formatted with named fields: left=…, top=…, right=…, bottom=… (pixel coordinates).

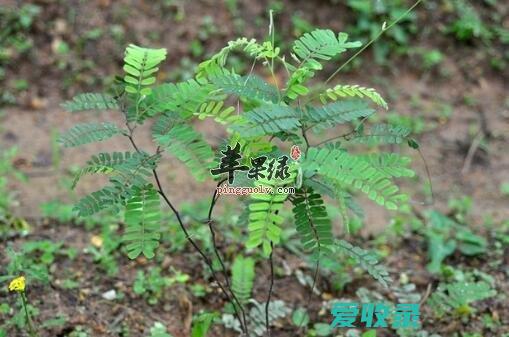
left=125, top=127, right=248, bottom=334
left=313, top=116, right=369, bottom=147
left=207, top=178, right=249, bottom=333
left=301, top=126, right=310, bottom=155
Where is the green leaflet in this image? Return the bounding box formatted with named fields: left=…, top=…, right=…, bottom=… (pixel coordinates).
left=305, top=177, right=366, bottom=221
left=123, top=184, right=161, bottom=259
left=231, top=256, right=255, bottom=304
left=73, top=185, right=123, bottom=217
left=195, top=99, right=238, bottom=125
left=123, top=44, right=167, bottom=97
left=428, top=281, right=496, bottom=318
left=351, top=123, right=411, bottom=145
left=246, top=171, right=296, bottom=256
left=141, top=77, right=237, bottom=124
left=58, top=122, right=124, bottom=147
left=210, top=73, right=280, bottom=103
left=292, top=30, right=361, bottom=63
left=196, top=38, right=278, bottom=78
left=336, top=239, right=392, bottom=288
left=285, top=29, right=361, bottom=100
left=191, top=312, right=218, bottom=337
left=292, top=188, right=333, bottom=254
left=319, top=84, right=388, bottom=110
left=304, top=100, right=374, bottom=132
left=154, top=124, right=214, bottom=182
left=227, top=133, right=275, bottom=165
left=303, top=147, right=408, bottom=210
left=231, top=104, right=301, bottom=137
left=140, top=79, right=217, bottom=119
left=73, top=152, right=159, bottom=217
left=72, top=151, right=136, bottom=189
left=61, top=93, right=118, bottom=112
left=359, top=153, right=415, bottom=178
left=247, top=300, right=291, bottom=336
left=152, top=112, right=182, bottom=138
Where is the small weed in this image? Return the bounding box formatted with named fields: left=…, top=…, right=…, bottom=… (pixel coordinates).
left=133, top=267, right=189, bottom=305
left=346, top=0, right=417, bottom=65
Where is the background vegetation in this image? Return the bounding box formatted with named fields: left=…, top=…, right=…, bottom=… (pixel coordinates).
left=0, top=1, right=507, bottom=337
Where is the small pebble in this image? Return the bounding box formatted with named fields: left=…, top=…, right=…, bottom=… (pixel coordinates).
left=102, top=289, right=116, bottom=300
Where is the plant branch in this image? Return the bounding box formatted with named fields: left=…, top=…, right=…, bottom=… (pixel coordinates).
left=313, top=116, right=369, bottom=147
left=301, top=125, right=310, bottom=156
left=125, top=126, right=248, bottom=334
left=207, top=178, right=249, bottom=333
left=153, top=165, right=248, bottom=334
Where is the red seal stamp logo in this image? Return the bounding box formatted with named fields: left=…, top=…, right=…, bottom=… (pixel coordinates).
left=290, top=145, right=301, bottom=161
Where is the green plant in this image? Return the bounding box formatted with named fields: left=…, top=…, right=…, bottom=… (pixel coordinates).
left=291, top=307, right=310, bottom=327
left=0, top=147, right=27, bottom=230
left=6, top=276, right=38, bottom=337
left=1, top=240, right=79, bottom=335
left=423, top=210, right=487, bottom=273
left=148, top=322, right=173, bottom=337
left=222, top=299, right=291, bottom=336
left=2, top=244, right=52, bottom=286
left=0, top=300, right=39, bottom=337
left=61, top=11, right=419, bottom=334
left=191, top=312, right=218, bottom=337
left=0, top=4, right=40, bottom=106
left=231, top=256, right=255, bottom=304
left=85, top=222, right=121, bottom=276
left=133, top=267, right=189, bottom=305
left=428, top=281, right=496, bottom=318
left=68, top=326, right=91, bottom=337
left=446, top=0, right=492, bottom=42
left=346, top=0, right=418, bottom=65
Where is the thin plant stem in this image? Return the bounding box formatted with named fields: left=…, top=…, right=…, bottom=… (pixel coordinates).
left=153, top=166, right=248, bottom=334
left=301, top=125, right=310, bottom=156
left=20, top=292, right=37, bottom=337
left=313, top=116, right=370, bottom=147
left=414, top=145, right=435, bottom=206
left=265, top=242, right=275, bottom=336
left=207, top=178, right=249, bottom=334
left=125, top=127, right=248, bottom=334
left=324, top=0, right=424, bottom=86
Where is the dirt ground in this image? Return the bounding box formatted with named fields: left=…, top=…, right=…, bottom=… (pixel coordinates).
left=1, top=0, right=508, bottom=336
